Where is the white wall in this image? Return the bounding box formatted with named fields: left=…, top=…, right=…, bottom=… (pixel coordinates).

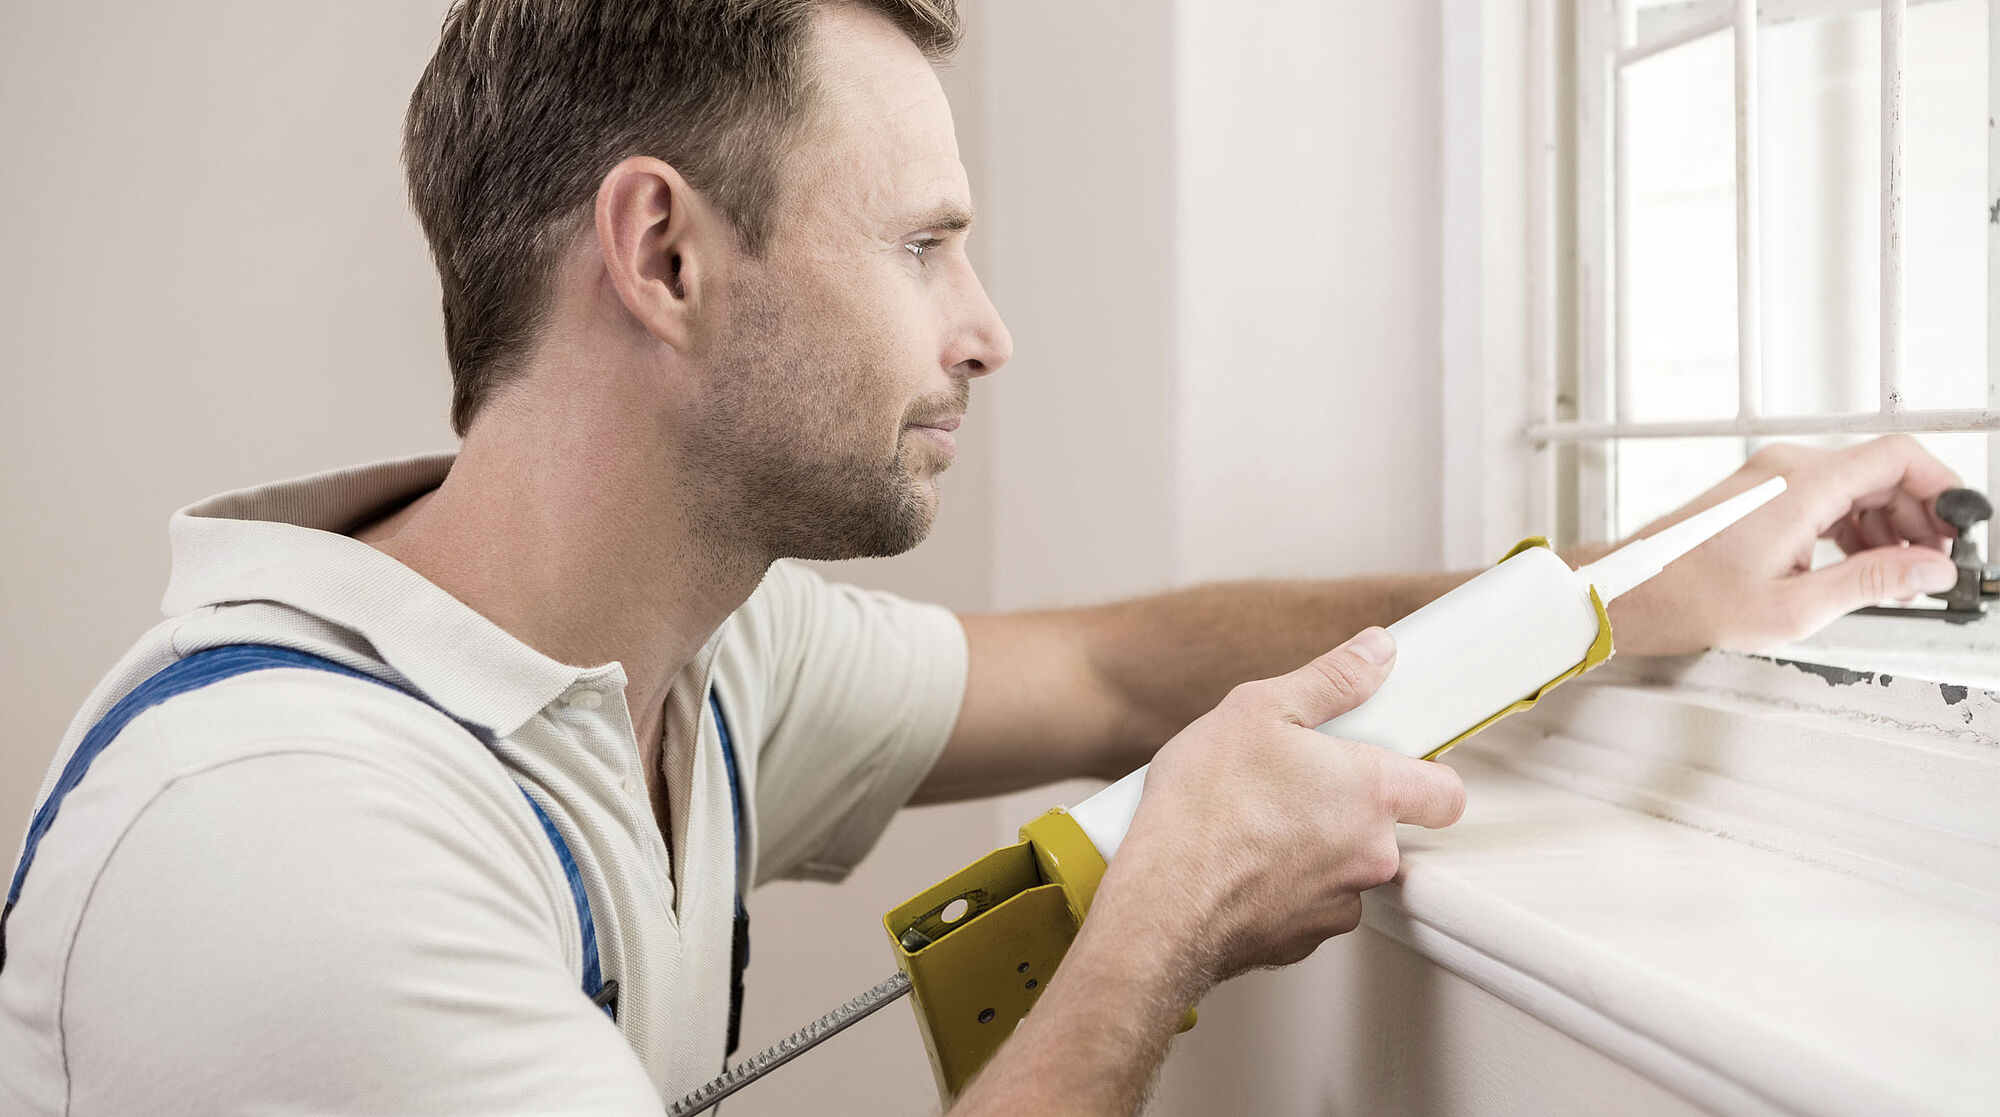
left=1161, top=8, right=1451, bottom=1108
left=972, top=2, right=1454, bottom=1112
left=0, top=0, right=457, bottom=831
left=1172, top=0, right=1445, bottom=583
left=973, top=0, right=1445, bottom=602
left=976, top=1, right=1182, bottom=613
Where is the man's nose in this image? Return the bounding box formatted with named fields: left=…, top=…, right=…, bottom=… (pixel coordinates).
left=953, top=270, right=1012, bottom=378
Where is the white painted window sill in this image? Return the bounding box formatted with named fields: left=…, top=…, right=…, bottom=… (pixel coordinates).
left=1366, top=655, right=2000, bottom=1116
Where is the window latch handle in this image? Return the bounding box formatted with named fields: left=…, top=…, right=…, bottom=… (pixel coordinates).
left=1855, top=488, right=1996, bottom=624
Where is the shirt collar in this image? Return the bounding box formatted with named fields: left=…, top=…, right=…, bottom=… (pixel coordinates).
left=162, top=452, right=600, bottom=738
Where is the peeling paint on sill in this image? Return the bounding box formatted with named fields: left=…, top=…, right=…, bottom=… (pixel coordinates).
left=1766, top=657, right=1876, bottom=688
left=1601, top=651, right=2000, bottom=742
left=1756, top=658, right=1984, bottom=724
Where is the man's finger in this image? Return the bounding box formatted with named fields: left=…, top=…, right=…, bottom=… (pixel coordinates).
left=1827, top=518, right=1864, bottom=556
left=1855, top=507, right=1896, bottom=551
left=1784, top=543, right=1959, bottom=635
left=1264, top=627, right=1396, bottom=728
left=1795, top=436, right=1962, bottom=535
left=1377, top=752, right=1467, bottom=829
left=1883, top=488, right=1952, bottom=549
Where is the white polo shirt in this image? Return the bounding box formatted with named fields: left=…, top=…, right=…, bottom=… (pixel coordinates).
left=0, top=454, right=969, bottom=1115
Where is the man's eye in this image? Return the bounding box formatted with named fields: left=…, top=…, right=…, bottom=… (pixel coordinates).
left=904, top=237, right=943, bottom=261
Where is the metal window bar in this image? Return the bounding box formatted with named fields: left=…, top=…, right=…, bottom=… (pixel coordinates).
left=1736, top=0, right=1765, bottom=421
left=1990, top=0, right=1999, bottom=562
left=1571, top=0, right=1621, bottom=541
left=1883, top=0, right=1906, bottom=414
left=1526, top=0, right=1562, bottom=536
left=1536, top=0, right=2000, bottom=496
left=1614, top=0, right=1635, bottom=426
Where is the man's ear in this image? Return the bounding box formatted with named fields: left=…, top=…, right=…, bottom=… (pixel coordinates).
left=594, top=156, right=723, bottom=352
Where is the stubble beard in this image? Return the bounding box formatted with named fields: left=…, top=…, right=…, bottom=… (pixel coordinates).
left=737, top=430, right=941, bottom=562
left=690, top=277, right=951, bottom=564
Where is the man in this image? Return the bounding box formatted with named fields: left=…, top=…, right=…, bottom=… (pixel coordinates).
left=0, top=1, right=1966, bottom=1113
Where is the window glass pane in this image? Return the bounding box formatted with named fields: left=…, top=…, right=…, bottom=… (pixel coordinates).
left=1624, top=33, right=1739, bottom=422
left=1619, top=3, right=1987, bottom=421
left=1902, top=0, right=1987, bottom=411
left=1614, top=432, right=1986, bottom=554
left=1614, top=437, right=1748, bottom=539
left=1759, top=13, right=1878, bottom=416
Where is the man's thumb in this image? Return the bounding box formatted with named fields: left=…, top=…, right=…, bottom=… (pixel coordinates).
left=1788, top=545, right=1959, bottom=633
left=1274, top=627, right=1397, bottom=727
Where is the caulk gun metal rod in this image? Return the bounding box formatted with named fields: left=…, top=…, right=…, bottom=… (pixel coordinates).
left=664, top=972, right=911, bottom=1117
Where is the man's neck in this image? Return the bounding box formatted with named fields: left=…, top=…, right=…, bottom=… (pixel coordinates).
left=358, top=399, right=766, bottom=784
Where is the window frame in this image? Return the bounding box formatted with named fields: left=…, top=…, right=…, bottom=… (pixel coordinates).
left=1442, top=0, right=1999, bottom=676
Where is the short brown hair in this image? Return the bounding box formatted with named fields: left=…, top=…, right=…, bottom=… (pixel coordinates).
left=404, top=0, right=960, bottom=435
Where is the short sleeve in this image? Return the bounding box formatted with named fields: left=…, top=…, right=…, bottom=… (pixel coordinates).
left=60, top=751, right=661, bottom=1116
left=726, top=561, right=969, bottom=884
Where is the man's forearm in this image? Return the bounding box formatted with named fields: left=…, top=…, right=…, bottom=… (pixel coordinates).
left=1071, top=571, right=1467, bottom=775
left=932, top=551, right=1611, bottom=803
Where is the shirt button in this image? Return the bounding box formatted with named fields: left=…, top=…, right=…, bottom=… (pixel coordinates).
left=566, top=689, right=604, bottom=711
left=621, top=775, right=639, bottom=796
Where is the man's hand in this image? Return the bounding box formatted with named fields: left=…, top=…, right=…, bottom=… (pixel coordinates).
left=1104, top=626, right=1466, bottom=986
left=1609, top=434, right=1965, bottom=655
left=948, top=628, right=1464, bottom=1116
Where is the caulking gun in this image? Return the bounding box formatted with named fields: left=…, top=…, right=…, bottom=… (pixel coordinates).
left=664, top=475, right=1790, bottom=1116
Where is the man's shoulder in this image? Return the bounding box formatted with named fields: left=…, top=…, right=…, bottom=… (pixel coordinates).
left=4, top=625, right=567, bottom=1030
left=138, top=653, right=501, bottom=777
left=0, top=697, right=613, bottom=1117
left=55, top=614, right=502, bottom=791
left=19, top=618, right=543, bottom=933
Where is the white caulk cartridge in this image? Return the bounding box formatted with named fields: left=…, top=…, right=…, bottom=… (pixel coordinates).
left=1065, top=474, right=1788, bottom=861
left=885, top=475, right=1787, bottom=1103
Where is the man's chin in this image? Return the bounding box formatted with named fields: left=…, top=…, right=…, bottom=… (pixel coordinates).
left=854, top=488, right=939, bottom=559
left=775, top=485, right=939, bottom=562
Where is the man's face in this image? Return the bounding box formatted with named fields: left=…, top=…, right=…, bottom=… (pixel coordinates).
left=690, top=5, right=1011, bottom=563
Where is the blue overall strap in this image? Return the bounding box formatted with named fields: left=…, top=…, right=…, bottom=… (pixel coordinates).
left=708, top=690, right=750, bottom=1059
left=0, top=645, right=611, bottom=1019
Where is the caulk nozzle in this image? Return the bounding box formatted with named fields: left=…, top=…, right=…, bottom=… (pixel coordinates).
left=1575, top=476, right=1789, bottom=603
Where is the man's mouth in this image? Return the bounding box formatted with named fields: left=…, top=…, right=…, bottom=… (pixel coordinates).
left=904, top=414, right=962, bottom=459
